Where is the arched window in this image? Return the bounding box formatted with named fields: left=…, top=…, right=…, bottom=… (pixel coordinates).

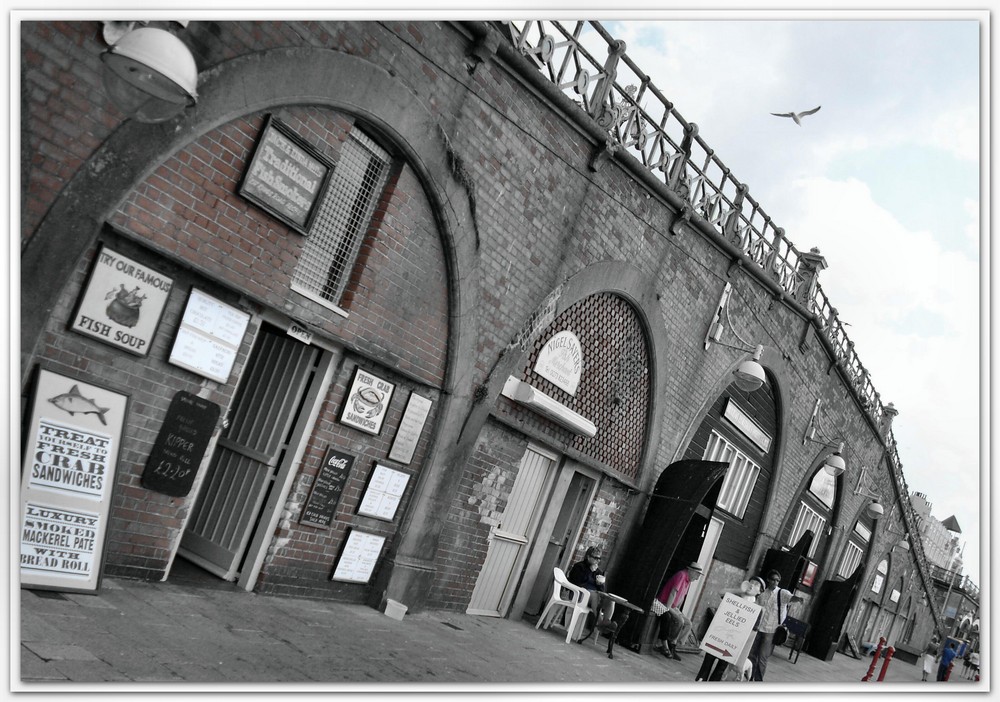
left=871, top=558, right=888, bottom=595
left=837, top=519, right=872, bottom=578
left=787, top=468, right=838, bottom=560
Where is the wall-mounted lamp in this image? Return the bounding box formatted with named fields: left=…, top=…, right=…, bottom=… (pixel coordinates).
left=854, top=465, right=883, bottom=518
left=802, top=398, right=847, bottom=476
left=100, top=25, right=198, bottom=123
left=704, top=282, right=767, bottom=392
left=501, top=376, right=597, bottom=437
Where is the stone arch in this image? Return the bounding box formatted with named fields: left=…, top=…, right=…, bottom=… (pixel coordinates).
left=21, top=47, right=478, bottom=401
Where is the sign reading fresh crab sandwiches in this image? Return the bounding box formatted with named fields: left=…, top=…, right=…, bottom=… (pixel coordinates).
left=20, top=367, right=129, bottom=592
left=339, top=366, right=395, bottom=436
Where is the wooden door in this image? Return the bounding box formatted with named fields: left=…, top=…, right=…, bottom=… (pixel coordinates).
left=466, top=444, right=556, bottom=617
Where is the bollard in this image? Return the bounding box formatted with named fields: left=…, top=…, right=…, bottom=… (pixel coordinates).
left=876, top=646, right=895, bottom=681
left=862, top=637, right=886, bottom=681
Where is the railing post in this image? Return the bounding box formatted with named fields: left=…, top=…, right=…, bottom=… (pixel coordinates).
left=862, top=637, right=886, bottom=681
left=877, top=646, right=895, bottom=682
left=588, top=39, right=626, bottom=122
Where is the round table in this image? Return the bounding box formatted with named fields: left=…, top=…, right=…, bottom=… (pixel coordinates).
left=577, top=592, right=645, bottom=659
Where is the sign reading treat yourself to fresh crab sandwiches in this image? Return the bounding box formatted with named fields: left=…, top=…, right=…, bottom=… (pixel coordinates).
left=70, top=243, right=173, bottom=357
left=19, top=368, right=130, bottom=593
left=339, top=367, right=395, bottom=436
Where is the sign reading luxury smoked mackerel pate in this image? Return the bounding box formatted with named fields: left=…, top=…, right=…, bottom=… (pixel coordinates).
left=20, top=368, right=129, bottom=593
left=238, top=115, right=333, bottom=234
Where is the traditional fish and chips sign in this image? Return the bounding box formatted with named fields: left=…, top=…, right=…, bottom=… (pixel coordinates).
left=20, top=368, right=129, bottom=592
left=238, top=115, right=333, bottom=235
left=69, top=243, right=173, bottom=357
left=339, top=367, right=395, bottom=436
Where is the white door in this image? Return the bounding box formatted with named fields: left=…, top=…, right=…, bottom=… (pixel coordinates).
left=683, top=516, right=724, bottom=620
left=467, top=444, right=557, bottom=616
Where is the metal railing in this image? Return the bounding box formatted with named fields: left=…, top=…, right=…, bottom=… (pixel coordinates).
left=498, top=19, right=943, bottom=624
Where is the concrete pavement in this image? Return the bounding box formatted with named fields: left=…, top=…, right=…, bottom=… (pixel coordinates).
left=16, top=561, right=982, bottom=694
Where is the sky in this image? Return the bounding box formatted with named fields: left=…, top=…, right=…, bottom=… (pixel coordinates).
left=581, top=15, right=984, bottom=583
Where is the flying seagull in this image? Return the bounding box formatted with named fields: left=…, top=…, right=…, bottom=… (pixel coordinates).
left=771, top=105, right=821, bottom=125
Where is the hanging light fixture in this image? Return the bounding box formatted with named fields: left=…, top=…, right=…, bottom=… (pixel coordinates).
left=802, top=398, right=847, bottom=477
left=100, top=26, right=198, bottom=123
left=704, top=282, right=767, bottom=392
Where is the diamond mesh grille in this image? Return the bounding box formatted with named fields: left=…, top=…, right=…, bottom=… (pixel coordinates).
left=521, top=293, right=650, bottom=481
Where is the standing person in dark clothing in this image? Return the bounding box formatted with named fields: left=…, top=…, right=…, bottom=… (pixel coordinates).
left=567, top=546, right=616, bottom=632
left=938, top=642, right=959, bottom=681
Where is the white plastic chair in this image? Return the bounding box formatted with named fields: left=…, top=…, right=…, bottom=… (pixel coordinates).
left=535, top=567, right=592, bottom=643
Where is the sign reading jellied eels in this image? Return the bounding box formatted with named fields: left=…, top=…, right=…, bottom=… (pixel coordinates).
left=239, top=115, right=333, bottom=234
left=141, top=391, right=221, bottom=497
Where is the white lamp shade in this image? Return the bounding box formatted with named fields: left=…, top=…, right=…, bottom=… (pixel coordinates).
left=823, top=453, right=846, bottom=476
left=101, top=27, right=198, bottom=123
left=865, top=501, right=884, bottom=518
left=897, top=539, right=910, bottom=551
left=733, top=359, right=766, bottom=392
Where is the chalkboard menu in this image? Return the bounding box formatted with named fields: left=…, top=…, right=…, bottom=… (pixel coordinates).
left=141, top=391, right=221, bottom=497
left=300, top=446, right=355, bottom=529
left=238, top=115, right=333, bottom=234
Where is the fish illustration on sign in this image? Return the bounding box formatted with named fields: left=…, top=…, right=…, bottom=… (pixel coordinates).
left=48, top=385, right=110, bottom=425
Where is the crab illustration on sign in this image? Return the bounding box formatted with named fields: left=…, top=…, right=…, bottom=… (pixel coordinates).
left=340, top=367, right=395, bottom=435
left=48, top=385, right=111, bottom=426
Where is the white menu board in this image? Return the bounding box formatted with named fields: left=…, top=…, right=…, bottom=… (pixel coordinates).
left=387, top=393, right=432, bottom=464
left=168, top=288, right=250, bottom=383
left=357, top=464, right=410, bottom=521
left=331, top=530, right=385, bottom=584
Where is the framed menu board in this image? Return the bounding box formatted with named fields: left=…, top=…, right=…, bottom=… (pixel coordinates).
left=168, top=288, right=251, bottom=384
left=331, top=529, right=385, bottom=584
left=357, top=464, right=410, bottom=521
left=300, top=447, right=355, bottom=529
left=238, top=115, right=333, bottom=234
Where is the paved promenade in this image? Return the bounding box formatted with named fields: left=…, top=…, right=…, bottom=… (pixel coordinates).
left=16, top=562, right=981, bottom=695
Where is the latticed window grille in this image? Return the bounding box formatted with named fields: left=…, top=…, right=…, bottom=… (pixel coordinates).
left=704, top=430, right=760, bottom=519
left=838, top=541, right=864, bottom=579
left=291, top=128, right=391, bottom=309
left=788, top=501, right=826, bottom=559
left=519, top=293, right=650, bottom=481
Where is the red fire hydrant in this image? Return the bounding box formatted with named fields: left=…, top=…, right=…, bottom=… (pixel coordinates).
left=862, top=637, right=887, bottom=681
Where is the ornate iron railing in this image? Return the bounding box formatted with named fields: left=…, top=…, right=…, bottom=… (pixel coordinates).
left=500, top=19, right=945, bottom=624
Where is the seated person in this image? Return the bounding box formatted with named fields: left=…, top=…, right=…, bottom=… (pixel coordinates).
left=567, top=546, right=616, bottom=632
left=654, top=562, right=703, bottom=660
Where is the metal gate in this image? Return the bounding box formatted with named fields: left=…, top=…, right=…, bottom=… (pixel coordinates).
left=467, top=444, right=557, bottom=617
left=180, top=326, right=319, bottom=580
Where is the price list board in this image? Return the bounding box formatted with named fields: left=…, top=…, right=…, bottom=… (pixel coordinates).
left=357, top=464, right=410, bottom=521
left=168, top=289, right=250, bottom=384
left=331, top=529, right=385, bottom=584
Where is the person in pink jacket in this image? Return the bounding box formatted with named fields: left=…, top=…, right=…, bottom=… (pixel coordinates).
left=653, top=562, right=703, bottom=660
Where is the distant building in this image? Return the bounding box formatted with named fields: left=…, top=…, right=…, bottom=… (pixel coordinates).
left=910, top=492, right=963, bottom=572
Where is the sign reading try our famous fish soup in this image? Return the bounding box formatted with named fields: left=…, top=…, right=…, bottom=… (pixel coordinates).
left=20, top=368, right=129, bottom=592
left=70, top=243, right=173, bottom=357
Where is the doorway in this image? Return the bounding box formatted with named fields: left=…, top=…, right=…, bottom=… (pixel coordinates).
left=466, top=444, right=559, bottom=617
left=179, top=324, right=327, bottom=582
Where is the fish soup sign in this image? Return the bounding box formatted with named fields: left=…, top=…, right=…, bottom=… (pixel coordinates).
left=20, top=368, right=129, bottom=593
left=70, top=243, right=173, bottom=357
